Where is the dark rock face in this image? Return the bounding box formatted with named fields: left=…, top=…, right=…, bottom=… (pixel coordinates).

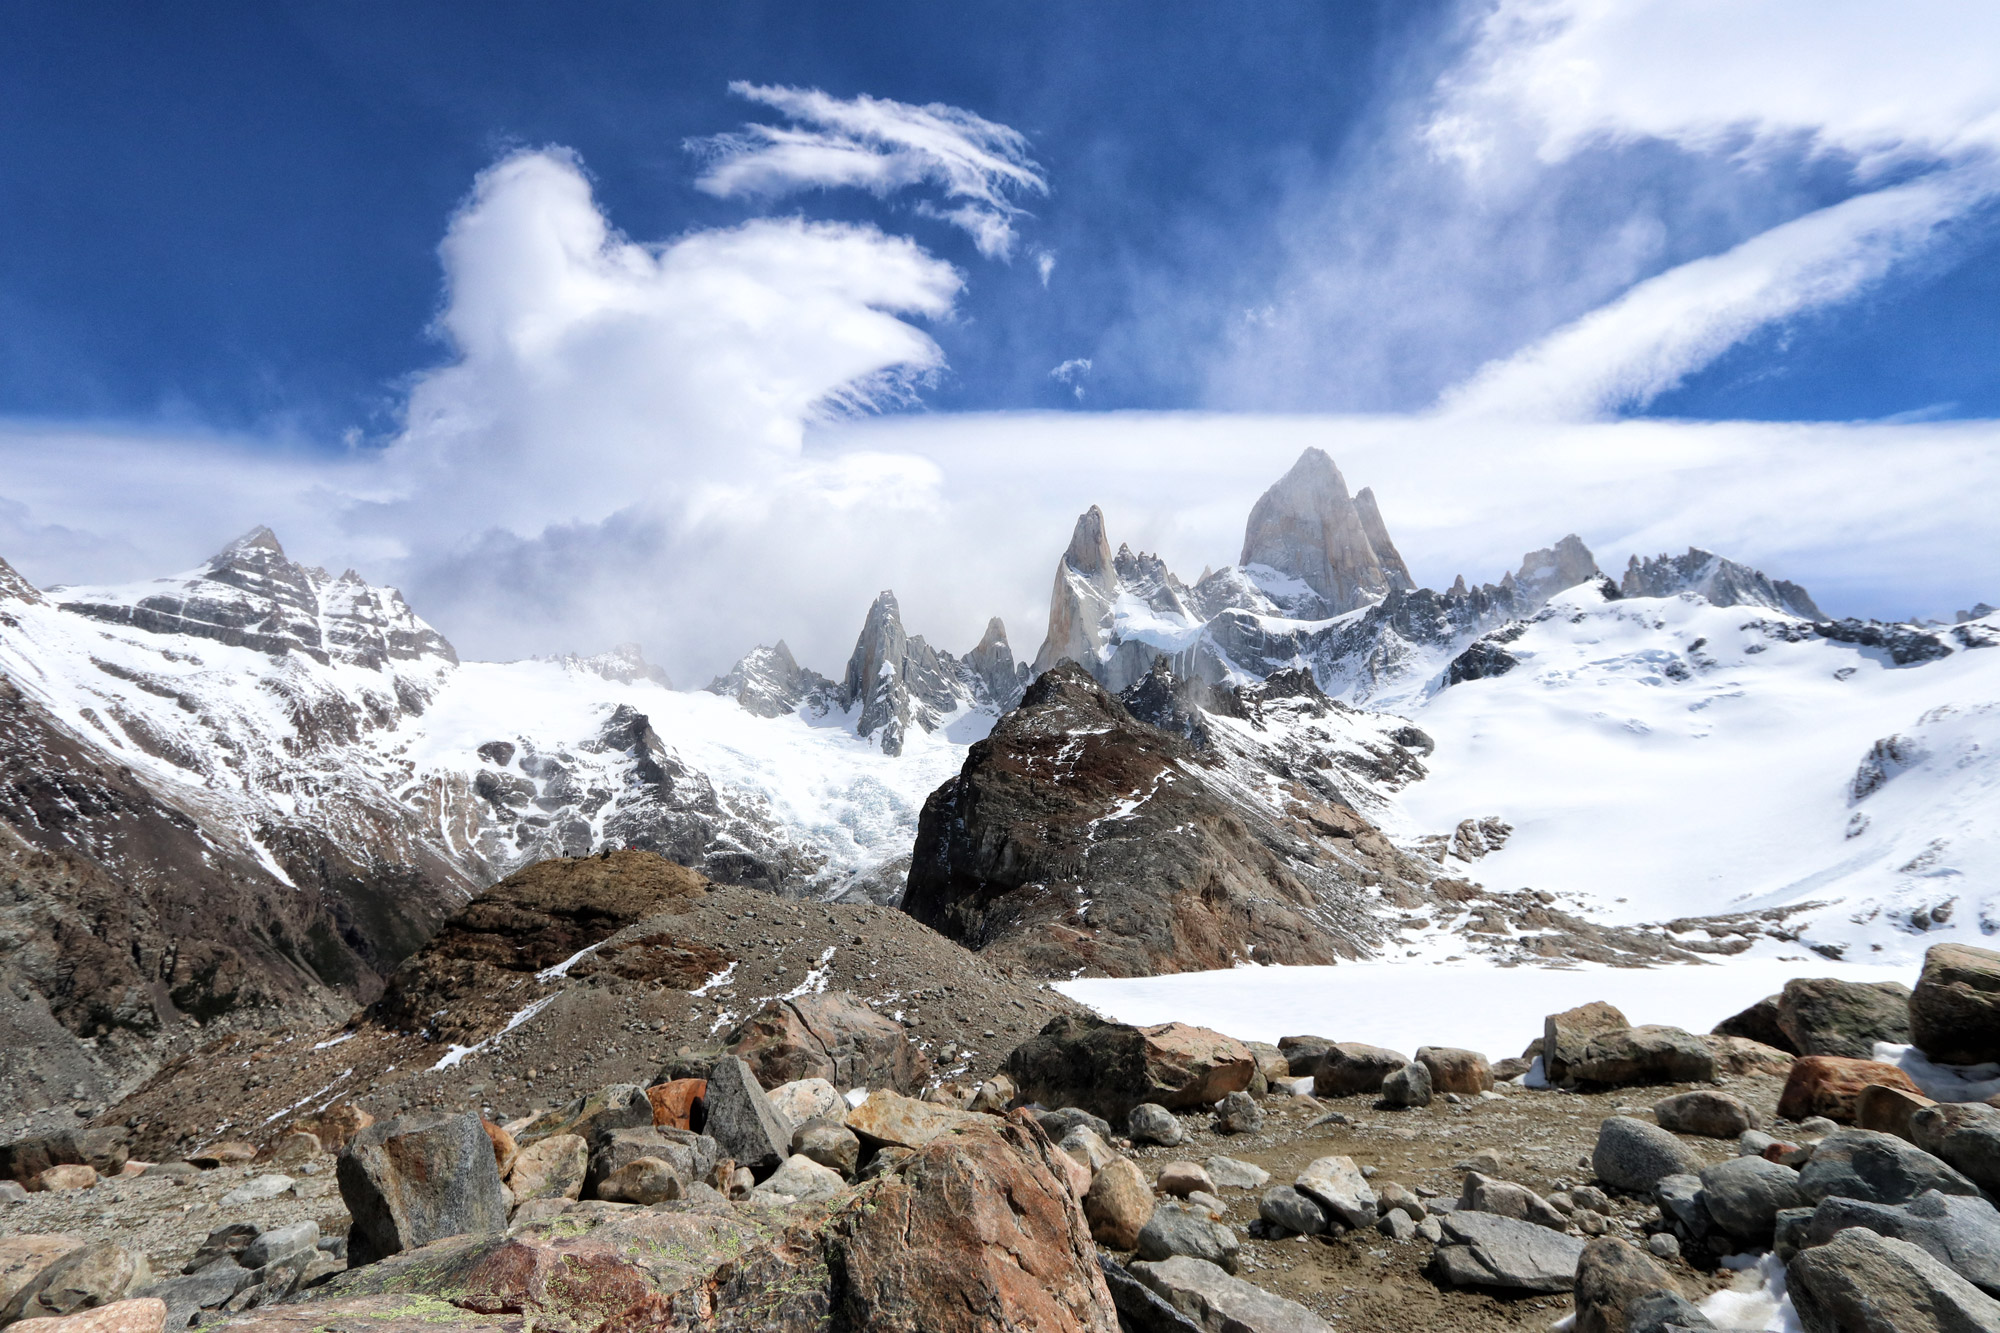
left=1804, top=1191, right=2000, bottom=1296
left=1772, top=978, right=1913, bottom=1058
left=336, top=1111, right=509, bottom=1267
left=702, top=1057, right=794, bottom=1179
left=1911, top=943, right=2000, bottom=1066
left=1620, top=547, right=1822, bottom=620
left=1788, top=1227, right=2000, bottom=1333
left=1798, top=1129, right=1983, bottom=1206
left=902, top=663, right=1436, bottom=977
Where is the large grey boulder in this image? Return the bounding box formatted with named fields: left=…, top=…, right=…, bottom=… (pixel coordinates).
left=1258, top=1187, right=1328, bottom=1236
left=134, top=1263, right=253, bottom=1330
left=1913, top=1103, right=2000, bottom=1195
left=1295, top=1156, right=1376, bottom=1229
left=1799, top=1128, right=1982, bottom=1206
left=336, top=1111, right=508, bottom=1267
left=1129, top=1104, right=1186, bottom=1147
left=1774, top=977, right=1913, bottom=1058
left=1311, top=1043, right=1408, bottom=1097
left=1459, top=1173, right=1566, bottom=1231
left=1568, top=1026, right=1715, bottom=1087
left=1594, top=1117, right=1701, bottom=1193
left=1572, top=1237, right=1687, bottom=1333
left=1788, top=1227, right=2000, bottom=1332
left=238, top=1222, right=318, bottom=1272
left=1131, top=1253, right=1334, bottom=1332
left=1910, top=942, right=2000, bottom=1066
left=1805, top=1190, right=2000, bottom=1296
left=1136, top=1205, right=1241, bottom=1273
left=1430, top=1211, right=1587, bottom=1293
left=1098, top=1254, right=1207, bottom=1333
left=1626, top=1291, right=1715, bottom=1333
left=1380, top=1063, right=1432, bottom=1109
left=1699, top=1156, right=1807, bottom=1243
left=703, top=1056, right=794, bottom=1178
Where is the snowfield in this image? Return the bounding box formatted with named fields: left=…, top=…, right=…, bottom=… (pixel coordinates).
left=1398, top=585, right=2000, bottom=964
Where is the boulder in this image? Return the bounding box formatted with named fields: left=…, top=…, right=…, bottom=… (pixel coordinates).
left=1416, top=1047, right=1494, bottom=1096
left=1136, top=1205, right=1240, bottom=1273
left=506, top=1133, right=587, bottom=1203
left=1005, top=1015, right=1255, bottom=1123
left=842, top=1091, right=984, bottom=1153
left=1279, top=1035, right=1335, bottom=1077
left=20, top=1298, right=169, bottom=1333
left=1789, top=1228, right=2000, bottom=1333
left=1, top=1242, right=149, bottom=1323
left=1913, top=1103, right=2000, bottom=1193
left=1569, top=1026, right=1716, bottom=1087
left=1704, top=1034, right=1796, bottom=1077
left=1128, top=1104, right=1185, bottom=1147
left=1376, top=1181, right=1425, bottom=1220
left=1654, top=1090, right=1759, bottom=1139
left=1911, top=942, right=2000, bottom=1066
left=1779, top=1055, right=1925, bottom=1123
left=1207, top=1157, right=1270, bottom=1190
left=512, top=1084, right=653, bottom=1149
left=1085, top=1158, right=1156, bottom=1250
left=1698, top=1156, right=1807, bottom=1243
left=702, top=1056, right=794, bottom=1178
left=1714, top=994, right=1795, bottom=1053
left=1213, top=1091, right=1264, bottom=1134
left=1798, top=1128, right=1982, bottom=1206
left=828, top=1117, right=1120, bottom=1332
left=644, top=1079, right=705, bottom=1132
left=0, top=1129, right=129, bottom=1186
left=1060, top=1127, right=1120, bottom=1174
left=1294, top=1156, right=1375, bottom=1230
left=791, top=1120, right=860, bottom=1178
left=187, top=1142, right=254, bottom=1169
left=290, top=1104, right=373, bottom=1154
left=1259, top=1187, right=1328, bottom=1236
left=1625, top=1291, right=1714, bottom=1333
left=1039, top=1107, right=1116, bottom=1142
left=1775, top=977, right=1914, bottom=1058
left=1573, top=1237, right=1686, bottom=1333
left=1380, top=1063, right=1432, bottom=1108
left=0, top=1235, right=85, bottom=1311
left=767, top=1078, right=844, bottom=1128
left=595, top=1157, right=683, bottom=1205
left=967, top=1075, right=1016, bottom=1115
left=725, top=991, right=931, bottom=1094
left=1311, top=1043, right=1407, bottom=1097
left=1095, top=1254, right=1208, bottom=1333
left=1431, top=1211, right=1587, bottom=1293
left=1130, top=1254, right=1334, bottom=1332
left=180, top=1223, right=260, bottom=1275
left=589, top=1126, right=716, bottom=1192
left=38, top=1164, right=99, bottom=1192
left=1458, top=1173, right=1566, bottom=1231
left=239, top=1223, right=317, bottom=1272
left=1593, top=1117, right=1701, bottom=1194
left=750, top=1153, right=845, bottom=1204
left=1805, top=1190, right=2000, bottom=1295
left=131, top=1264, right=250, bottom=1330
left=336, top=1111, right=509, bottom=1266
left=1859, top=1084, right=1937, bottom=1143
left=1544, top=1002, right=1631, bottom=1085
left=1158, top=1163, right=1215, bottom=1198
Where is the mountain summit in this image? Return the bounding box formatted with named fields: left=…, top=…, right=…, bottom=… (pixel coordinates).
left=1240, top=447, right=1405, bottom=616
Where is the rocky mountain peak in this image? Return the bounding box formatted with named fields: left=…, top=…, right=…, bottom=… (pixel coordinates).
left=706, top=639, right=833, bottom=718
left=1239, top=447, right=1396, bottom=615
left=966, top=617, right=1028, bottom=710
left=221, top=524, right=286, bottom=558
left=544, top=642, right=674, bottom=688
left=1512, top=535, right=1602, bottom=607
left=1621, top=547, right=1823, bottom=619
left=1063, top=505, right=1116, bottom=587
left=1354, top=486, right=1415, bottom=592
left=0, top=553, right=46, bottom=607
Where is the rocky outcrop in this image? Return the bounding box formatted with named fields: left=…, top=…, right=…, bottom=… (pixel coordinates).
left=1911, top=942, right=2000, bottom=1066
left=1620, top=547, right=1822, bottom=620
left=336, top=1111, right=509, bottom=1267
left=902, top=662, right=1445, bottom=976
left=1003, top=1015, right=1254, bottom=1122
left=705, top=641, right=832, bottom=717
left=722, top=991, right=931, bottom=1094
left=964, top=618, right=1028, bottom=711
left=1239, top=448, right=1396, bottom=617
left=838, top=591, right=1001, bottom=755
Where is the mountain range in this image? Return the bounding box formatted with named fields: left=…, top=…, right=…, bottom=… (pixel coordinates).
left=1, top=446, right=1993, bottom=1127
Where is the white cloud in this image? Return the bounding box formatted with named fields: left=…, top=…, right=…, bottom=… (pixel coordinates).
left=1441, top=163, right=1996, bottom=418
left=691, top=82, right=1047, bottom=259
left=1050, top=357, right=1092, bottom=401
left=1034, top=248, right=1056, bottom=286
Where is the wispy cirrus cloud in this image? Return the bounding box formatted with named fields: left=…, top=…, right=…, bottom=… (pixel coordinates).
left=689, top=82, right=1047, bottom=259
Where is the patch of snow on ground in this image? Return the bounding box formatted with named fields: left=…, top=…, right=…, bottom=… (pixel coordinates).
left=1873, top=1041, right=2000, bottom=1103
left=1058, top=957, right=1908, bottom=1057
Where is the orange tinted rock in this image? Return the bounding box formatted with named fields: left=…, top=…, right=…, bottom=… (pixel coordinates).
left=832, top=1118, right=1119, bottom=1332
left=28, top=1297, right=167, bottom=1333
left=845, top=1091, right=985, bottom=1149
left=645, top=1079, right=705, bottom=1131
left=35, top=1165, right=98, bottom=1192
left=480, top=1120, right=518, bottom=1177
left=291, top=1104, right=373, bottom=1154
left=0, top=1236, right=85, bottom=1312
left=1777, top=1056, right=1922, bottom=1123
left=1856, top=1083, right=1936, bottom=1142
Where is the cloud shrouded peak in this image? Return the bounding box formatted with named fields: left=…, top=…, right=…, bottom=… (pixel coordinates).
left=690, top=82, right=1047, bottom=259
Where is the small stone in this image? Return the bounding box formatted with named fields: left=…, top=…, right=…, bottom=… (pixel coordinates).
left=1654, top=1090, right=1759, bottom=1139
left=1136, top=1204, right=1240, bottom=1273
left=1213, top=1091, right=1264, bottom=1135
left=1740, top=1129, right=1778, bottom=1156
left=1459, top=1172, right=1567, bottom=1231
left=1127, top=1103, right=1185, bottom=1147
left=1376, top=1181, right=1425, bottom=1220
left=1646, top=1232, right=1681, bottom=1261
left=239, top=1223, right=316, bottom=1271
left=1206, top=1156, right=1270, bottom=1189
left=36, top=1166, right=99, bottom=1193
left=1296, top=1156, right=1376, bottom=1230
left=1381, top=1062, right=1433, bottom=1109
left=1059, top=1126, right=1119, bottom=1173
left=1593, top=1117, right=1700, bottom=1193
left=1185, top=1190, right=1227, bottom=1219
left=1084, top=1158, right=1155, bottom=1250
left=1157, top=1162, right=1215, bottom=1198
left=1379, top=1209, right=1417, bottom=1241
left=749, top=1153, right=844, bottom=1204
left=596, top=1157, right=683, bottom=1205
left=966, top=1075, right=1016, bottom=1115
left=1417, top=1215, right=1444, bottom=1243
left=1259, top=1186, right=1327, bottom=1235
left=218, top=1175, right=293, bottom=1207
left=790, top=1120, right=860, bottom=1178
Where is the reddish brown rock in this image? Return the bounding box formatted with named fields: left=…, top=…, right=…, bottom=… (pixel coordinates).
left=1416, top=1046, right=1495, bottom=1096
left=35, top=1165, right=98, bottom=1192
left=830, top=1118, right=1119, bottom=1332
left=480, top=1120, right=518, bottom=1178
left=1006, top=1015, right=1254, bottom=1122
left=1778, top=1056, right=1923, bottom=1124
left=291, top=1104, right=373, bottom=1154
left=1544, top=1002, right=1630, bottom=1085
left=27, top=1297, right=168, bottom=1333
left=1856, top=1084, right=1937, bottom=1143
left=645, top=1079, right=705, bottom=1131
left=724, top=990, right=931, bottom=1094
left=0, top=1235, right=85, bottom=1312
left=1084, top=1159, right=1155, bottom=1251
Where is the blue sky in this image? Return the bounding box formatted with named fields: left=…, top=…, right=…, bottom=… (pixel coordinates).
left=1, top=2, right=1997, bottom=675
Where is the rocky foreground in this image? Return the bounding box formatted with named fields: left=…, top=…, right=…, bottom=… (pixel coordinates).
left=6, top=937, right=2000, bottom=1330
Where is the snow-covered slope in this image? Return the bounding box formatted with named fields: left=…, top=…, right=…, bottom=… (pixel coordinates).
left=1400, top=584, right=2000, bottom=963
